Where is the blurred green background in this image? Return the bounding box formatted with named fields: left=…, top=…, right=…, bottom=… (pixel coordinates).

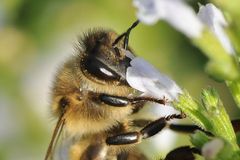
left=0, top=0, right=240, bottom=160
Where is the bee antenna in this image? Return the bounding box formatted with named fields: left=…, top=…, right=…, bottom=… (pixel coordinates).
left=44, top=113, right=66, bottom=160
left=123, top=20, right=139, bottom=49
left=112, top=20, right=140, bottom=49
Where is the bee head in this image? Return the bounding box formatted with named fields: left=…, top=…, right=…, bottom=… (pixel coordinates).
left=79, top=29, right=133, bottom=86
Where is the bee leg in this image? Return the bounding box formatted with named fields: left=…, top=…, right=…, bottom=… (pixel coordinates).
left=106, top=114, right=185, bottom=145
left=169, top=119, right=240, bottom=134
left=99, top=94, right=168, bottom=108
left=231, top=119, right=240, bottom=133
left=132, top=119, right=240, bottom=136
left=169, top=124, right=210, bottom=134
left=130, top=96, right=168, bottom=105
left=132, top=119, right=210, bottom=134
left=165, top=146, right=200, bottom=160
left=99, top=94, right=129, bottom=107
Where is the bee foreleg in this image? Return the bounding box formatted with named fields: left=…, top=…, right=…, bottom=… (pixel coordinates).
left=99, top=94, right=129, bottom=107
left=106, top=114, right=185, bottom=145
left=99, top=93, right=168, bottom=108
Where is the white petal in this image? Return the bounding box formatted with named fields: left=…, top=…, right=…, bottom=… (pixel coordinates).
left=157, top=0, right=203, bottom=38
left=126, top=57, right=182, bottom=101
left=214, top=25, right=235, bottom=55
left=198, top=3, right=227, bottom=28
left=197, top=3, right=234, bottom=55
left=202, top=138, right=224, bottom=159
left=133, top=0, right=203, bottom=38
left=133, top=0, right=160, bottom=25
left=136, top=11, right=160, bottom=25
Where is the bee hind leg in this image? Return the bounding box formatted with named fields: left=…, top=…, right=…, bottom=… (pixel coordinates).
left=169, top=119, right=240, bottom=135
left=106, top=113, right=185, bottom=145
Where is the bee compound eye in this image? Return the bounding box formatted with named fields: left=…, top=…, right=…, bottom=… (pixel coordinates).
left=83, top=57, right=120, bottom=80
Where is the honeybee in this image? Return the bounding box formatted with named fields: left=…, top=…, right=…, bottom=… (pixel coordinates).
left=44, top=21, right=202, bottom=160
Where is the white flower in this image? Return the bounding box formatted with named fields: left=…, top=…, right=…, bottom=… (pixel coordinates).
left=133, top=0, right=203, bottom=38
left=126, top=57, right=182, bottom=101
left=125, top=54, right=181, bottom=156
left=202, top=138, right=224, bottom=159
left=197, top=3, right=234, bottom=55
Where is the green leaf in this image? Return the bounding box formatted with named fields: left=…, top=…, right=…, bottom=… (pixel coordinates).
left=173, top=88, right=239, bottom=150
left=226, top=80, right=240, bottom=109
